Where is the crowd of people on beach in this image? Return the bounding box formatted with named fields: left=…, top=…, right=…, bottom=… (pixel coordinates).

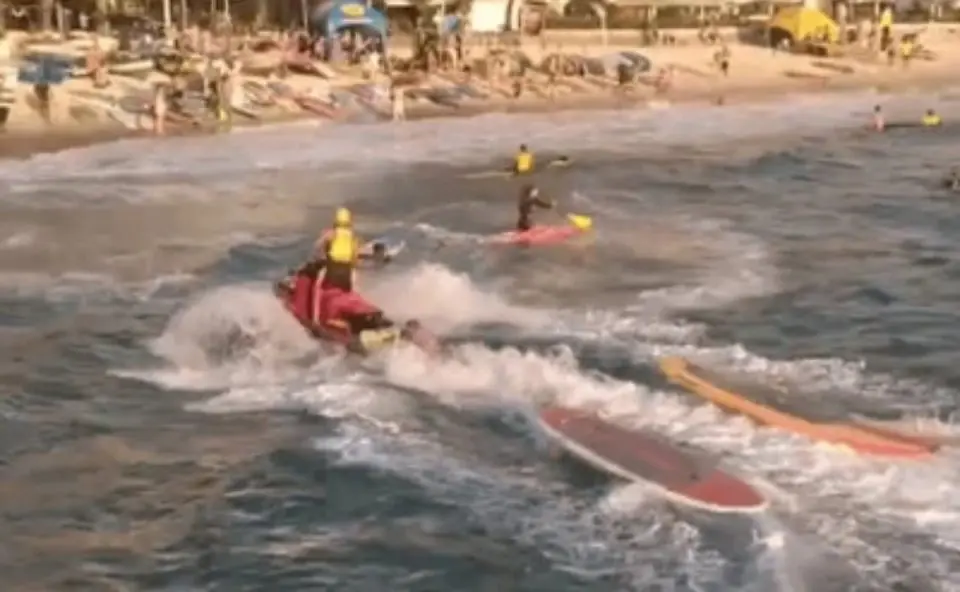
left=0, top=0, right=953, bottom=139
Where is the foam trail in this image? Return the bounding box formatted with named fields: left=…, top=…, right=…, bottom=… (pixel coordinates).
left=363, top=263, right=550, bottom=334
left=631, top=219, right=779, bottom=314
left=121, top=265, right=544, bottom=392
left=116, top=285, right=322, bottom=391
left=538, top=219, right=778, bottom=347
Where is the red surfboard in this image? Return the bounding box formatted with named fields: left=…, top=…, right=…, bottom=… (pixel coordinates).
left=489, top=225, right=581, bottom=246
left=539, top=406, right=767, bottom=514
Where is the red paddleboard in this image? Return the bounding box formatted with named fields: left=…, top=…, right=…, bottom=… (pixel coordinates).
left=538, top=406, right=767, bottom=514
left=490, top=225, right=581, bottom=246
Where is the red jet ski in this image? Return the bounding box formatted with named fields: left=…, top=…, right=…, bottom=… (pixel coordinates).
left=274, top=266, right=439, bottom=356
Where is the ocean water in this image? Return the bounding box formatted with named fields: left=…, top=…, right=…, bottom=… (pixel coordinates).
left=2, top=92, right=960, bottom=592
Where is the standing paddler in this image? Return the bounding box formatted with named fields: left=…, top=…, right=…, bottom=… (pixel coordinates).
left=517, top=184, right=555, bottom=231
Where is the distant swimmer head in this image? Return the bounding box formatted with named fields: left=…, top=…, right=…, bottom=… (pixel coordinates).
left=874, top=104, right=881, bottom=112
left=519, top=144, right=528, bottom=152
left=334, top=207, right=352, bottom=227
left=927, top=108, right=937, bottom=116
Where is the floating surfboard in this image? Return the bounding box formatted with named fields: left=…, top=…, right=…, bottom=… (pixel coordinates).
left=658, top=357, right=936, bottom=459
left=360, top=237, right=405, bottom=259
left=539, top=405, right=767, bottom=514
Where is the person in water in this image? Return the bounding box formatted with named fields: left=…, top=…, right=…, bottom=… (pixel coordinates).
left=517, top=184, right=554, bottom=231
left=872, top=105, right=885, bottom=132
left=363, top=242, right=392, bottom=268
left=513, top=144, right=534, bottom=175
left=922, top=108, right=942, bottom=127
left=314, top=207, right=361, bottom=321
left=944, top=168, right=960, bottom=190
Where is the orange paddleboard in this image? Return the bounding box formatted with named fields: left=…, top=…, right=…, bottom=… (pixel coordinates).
left=658, top=357, right=936, bottom=460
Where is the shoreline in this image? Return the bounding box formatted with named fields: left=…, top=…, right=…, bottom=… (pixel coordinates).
left=3, top=43, right=960, bottom=160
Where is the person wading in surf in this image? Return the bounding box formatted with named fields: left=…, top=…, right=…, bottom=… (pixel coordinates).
left=517, top=184, right=554, bottom=231
left=944, top=168, right=960, bottom=191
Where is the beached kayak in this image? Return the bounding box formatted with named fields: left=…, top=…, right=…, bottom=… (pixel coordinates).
left=489, top=225, right=583, bottom=246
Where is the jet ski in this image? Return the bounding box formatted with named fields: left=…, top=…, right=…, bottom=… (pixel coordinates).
left=274, top=267, right=439, bottom=356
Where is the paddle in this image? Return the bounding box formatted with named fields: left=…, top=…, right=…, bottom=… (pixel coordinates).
left=463, top=170, right=512, bottom=180
left=550, top=205, right=592, bottom=231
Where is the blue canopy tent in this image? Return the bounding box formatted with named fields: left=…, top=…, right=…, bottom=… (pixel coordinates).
left=310, top=1, right=388, bottom=40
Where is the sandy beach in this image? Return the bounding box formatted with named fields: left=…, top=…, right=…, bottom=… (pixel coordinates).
left=2, top=22, right=959, bottom=159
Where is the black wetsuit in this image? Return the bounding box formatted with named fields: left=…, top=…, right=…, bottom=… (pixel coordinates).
left=517, top=192, right=553, bottom=231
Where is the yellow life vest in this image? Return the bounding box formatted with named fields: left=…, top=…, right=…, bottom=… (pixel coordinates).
left=922, top=115, right=942, bottom=127
left=327, top=227, right=357, bottom=264
left=879, top=9, right=892, bottom=28
left=515, top=152, right=534, bottom=174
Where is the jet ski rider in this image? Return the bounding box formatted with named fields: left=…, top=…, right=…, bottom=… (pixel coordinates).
left=514, top=144, right=534, bottom=175
left=313, top=207, right=361, bottom=321
left=517, top=184, right=554, bottom=232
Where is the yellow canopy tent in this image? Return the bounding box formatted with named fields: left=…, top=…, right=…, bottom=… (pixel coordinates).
left=768, top=6, right=840, bottom=44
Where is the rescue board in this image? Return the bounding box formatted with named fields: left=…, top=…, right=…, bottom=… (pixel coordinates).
left=538, top=406, right=767, bottom=514
left=489, top=225, right=582, bottom=246
left=849, top=415, right=960, bottom=448
left=658, top=357, right=936, bottom=459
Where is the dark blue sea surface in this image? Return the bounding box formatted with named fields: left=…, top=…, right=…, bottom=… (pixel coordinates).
left=1, top=93, right=959, bottom=591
